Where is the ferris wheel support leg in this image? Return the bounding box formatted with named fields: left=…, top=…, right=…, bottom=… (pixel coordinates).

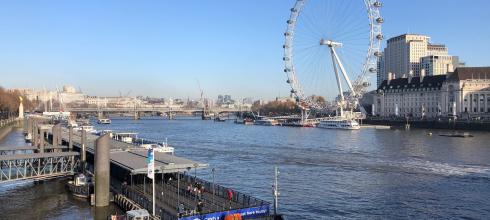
left=330, top=49, right=344, bottom=117
left=301, top=108, right=310, bottom=125
left=331, top=47, right=356, bottom=97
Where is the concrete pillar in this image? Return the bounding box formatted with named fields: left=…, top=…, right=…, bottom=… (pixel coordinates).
left=27, top=118, right=32, bottom=139
left=69, top=127, right=73, bottom=151
left=95, top=134, right=111, bottom=207
left=39, top=129, right=45, bottom=153
left=81, top=129, right=87, bottom=162
left=52, top=124, right=60, bottom=148
left=32, top=124, right=38, bottom=147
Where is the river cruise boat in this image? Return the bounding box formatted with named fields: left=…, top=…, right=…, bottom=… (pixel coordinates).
left=113, top=132, right=138, bottom=143
left=317, top=118, right=360, bottom=130
left=254, top=118, right=279, bottom=126
left=97, top=118, right=112, bottom=124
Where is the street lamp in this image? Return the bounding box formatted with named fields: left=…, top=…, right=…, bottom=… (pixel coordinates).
left=212, top=168, right=216, bottom=211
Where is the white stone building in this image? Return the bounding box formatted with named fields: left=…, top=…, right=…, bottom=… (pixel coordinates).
left=375, top=67, right=490, bottom=119
left=440, top=67, right=490, bottom=118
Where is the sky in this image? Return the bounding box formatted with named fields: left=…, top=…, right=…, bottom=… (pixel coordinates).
left=0, top=0, right=489, bottom=100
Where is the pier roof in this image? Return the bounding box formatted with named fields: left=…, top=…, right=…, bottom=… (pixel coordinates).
left=110, top=150, right=208, bottom=174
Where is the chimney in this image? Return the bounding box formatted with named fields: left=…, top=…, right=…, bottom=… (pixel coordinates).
left=420, top=69, right=426, bottom=83
left=387, top=72, right=393, bottom=85
left=408, top=70, right=414, bottom=83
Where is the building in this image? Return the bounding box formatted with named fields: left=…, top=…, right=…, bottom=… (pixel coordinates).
left=374, top=67, right=490, bottom=119
left=375, top=71, right=444, bottom=118
left=384, top=34, right=430, bottom=80
left=440, top=67, right=490, bottom=118
left=421, top=55, right=457, bottom=76
left=378, top=34, right=462, bottom=87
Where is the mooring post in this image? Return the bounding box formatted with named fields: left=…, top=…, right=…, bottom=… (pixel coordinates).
left=57, top=124, right=62, bottom=146
left=32, top=122, right=38, bottom=147
left=52, top=123, right=60, bottom=148
left=95, top=134, right=110, bottom=207
left=27, top=117, right=32, bottom=139
left=69, top=127, right=73, bottom=151
left=81, top=129, right=87, bottom=173
left=39, top=129, right=45, bottom=153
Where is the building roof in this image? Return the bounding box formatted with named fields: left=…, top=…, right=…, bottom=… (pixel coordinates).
left=378, top=75, right=446, bottom=91
left=447, top=67, right=490, bottom=81
left=110, top=150, right=208, bottom=174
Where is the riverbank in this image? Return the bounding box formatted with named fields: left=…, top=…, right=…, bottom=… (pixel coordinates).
left=363, top=119, right=490, bottom=131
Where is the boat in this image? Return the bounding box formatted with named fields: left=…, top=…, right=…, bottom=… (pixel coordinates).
left=244, top=118, right=254, bottom=125
left=439, top=132, right=473, bottom=138
left=66, top=174, right=92, bottom=198
left=109, top=209, right=150, bottom=220
left=214, top=117, right=226, bottom=122
left=254, top=118, right=279, bottom=126
left=97, top=118, right=112, bottom=124
left=140, top=143, right=175, bottom=154
left=73, top=125, right=97, bottom=134
left=113, top=132, right=138, bottom=143
left=317, top=118, right=360, bottom=130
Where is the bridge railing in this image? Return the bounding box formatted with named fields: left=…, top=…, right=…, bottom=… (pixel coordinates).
left=0, top=153, right=79, bottom=183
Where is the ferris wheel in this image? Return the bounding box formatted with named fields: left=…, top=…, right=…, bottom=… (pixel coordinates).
left=283, top=0, right=383, bottom=116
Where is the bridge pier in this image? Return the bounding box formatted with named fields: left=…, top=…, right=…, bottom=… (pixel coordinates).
left=133, top=111, right=140, bottom=120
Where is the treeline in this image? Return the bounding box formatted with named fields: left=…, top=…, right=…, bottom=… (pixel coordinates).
left=252, top=100, right=301, bottom=116
left=0, top=87, right=36, bottom=118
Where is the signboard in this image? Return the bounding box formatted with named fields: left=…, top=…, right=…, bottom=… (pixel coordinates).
left=179, top=205, right=270, bottom=220
left=147, top=148, right=154, bottom=179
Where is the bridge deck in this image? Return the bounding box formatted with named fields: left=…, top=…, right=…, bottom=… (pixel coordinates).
left=0, top=145, right=68, bottom=151
left=0, top=152, right=79, bottom=160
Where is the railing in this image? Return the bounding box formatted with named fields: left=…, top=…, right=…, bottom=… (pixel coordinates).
left=0, top=117, right=19, bottom=128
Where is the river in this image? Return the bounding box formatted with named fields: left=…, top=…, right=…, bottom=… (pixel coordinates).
left=2, top=118, right=490, bottom=219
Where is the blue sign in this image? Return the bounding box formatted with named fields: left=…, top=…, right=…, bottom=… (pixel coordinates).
left=179, top=205, right=270, bottom=220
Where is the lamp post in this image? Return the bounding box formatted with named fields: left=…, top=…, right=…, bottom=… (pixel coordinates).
left=212, top=168, right=216, bottom=211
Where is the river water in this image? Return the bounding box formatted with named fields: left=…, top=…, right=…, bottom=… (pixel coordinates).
left=2, top=118, right=490, bottom=219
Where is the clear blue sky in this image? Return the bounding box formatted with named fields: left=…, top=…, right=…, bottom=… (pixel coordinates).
left=1, top=0, right=489, bottom=100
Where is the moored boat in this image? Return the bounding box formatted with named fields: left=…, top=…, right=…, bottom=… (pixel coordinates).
left=317, top=118, right=360, bottom=130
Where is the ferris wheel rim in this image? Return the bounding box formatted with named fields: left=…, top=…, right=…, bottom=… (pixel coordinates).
left=283, top=0, right=383, bottom=110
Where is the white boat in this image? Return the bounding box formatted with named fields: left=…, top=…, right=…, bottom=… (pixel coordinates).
left=74, top=125, right=97, bottom=133
left=140, top=143, right=175, bottom=154
left=97, top=118, right=111, bottom=124
left=254, top=118, right=279, bottom=126
left=113, top=132, right=138, bottom=143
left=318, top=118, right=360, bottom=130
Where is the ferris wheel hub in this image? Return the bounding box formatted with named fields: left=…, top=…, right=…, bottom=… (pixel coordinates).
left=319, top=39, right=342, bottom=48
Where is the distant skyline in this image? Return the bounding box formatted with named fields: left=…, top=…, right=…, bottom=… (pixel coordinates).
left=1, top=0, right=489, bottom=100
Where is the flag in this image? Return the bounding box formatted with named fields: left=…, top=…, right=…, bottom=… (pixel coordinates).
left=147, top=148, right=154, bottom=179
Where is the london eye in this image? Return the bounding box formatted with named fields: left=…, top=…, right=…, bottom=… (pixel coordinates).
left=283, top=0, right=383, bottom=120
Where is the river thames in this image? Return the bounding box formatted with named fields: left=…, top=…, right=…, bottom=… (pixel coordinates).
left=2, top=118, right=490, bottom=219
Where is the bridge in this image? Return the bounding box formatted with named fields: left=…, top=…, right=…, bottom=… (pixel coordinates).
left=65, top=107, right=250, bottom=114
